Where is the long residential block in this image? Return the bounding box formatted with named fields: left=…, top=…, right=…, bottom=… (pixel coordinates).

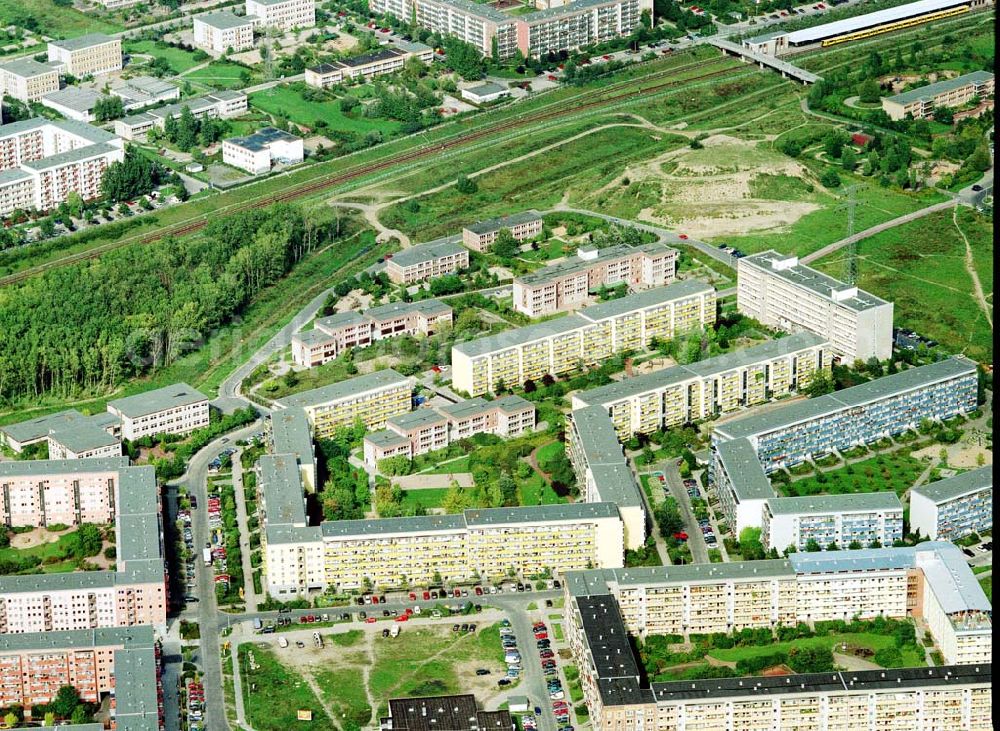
left=275, top=368, right=414, bottom=438
left=711, top=356, right=978, bottom=533
left=882, top=70, right=994, bottom=120
left=114, top=90, right=247, bottom=140
left=909, top=465, right=992, bottom=541
left=452, top=280, right=717, bottom=396
left=737, top=250, right=894, bottom=363
left=106, top=382, right=209, bottom=441
left=384, top=236, right=470, bottom=284
left=572, top=332, right=831, bottom=438
left=305, top=42, right=434, bottom=87
left=461, top=210, right=543, bottom=252
left=762, top=492, right=903, bottom=552
left=0, top=459, right=167, bottom=635
left=245, top=0, right=315, bottom=30
left=291, top=299, right=452, bottom=368
left=513, top=243, right=679, bottom=317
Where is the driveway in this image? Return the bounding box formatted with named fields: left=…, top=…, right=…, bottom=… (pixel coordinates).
left=662, top=461, right=709, bottom=564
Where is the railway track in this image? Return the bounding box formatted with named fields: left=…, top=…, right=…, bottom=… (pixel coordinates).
left=0, top=58, right=737, bottom=286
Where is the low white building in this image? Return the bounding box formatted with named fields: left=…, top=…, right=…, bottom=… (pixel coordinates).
left=193, top=11, right=257, bottom=55
left=223, top=126, right=303, bottom=174
left=110, top=76, right=180, bottom=111
left=40, top=87, right=104, bottom=123
left=114, top=90, right=247, bottom=140
left=47, top=422, right=122, bottom=460
left=461, top=82, right=510, bottom=104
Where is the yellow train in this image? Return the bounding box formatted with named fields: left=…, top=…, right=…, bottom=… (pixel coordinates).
left=820, top=4, right=970, bottom=46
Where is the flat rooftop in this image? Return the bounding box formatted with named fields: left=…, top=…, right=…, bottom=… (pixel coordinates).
left=260, top=453, right=308, bottom=527
left=464, top=82, right=507, bottom=97
left=49, top=32, right=118, bottom=51
left=886, top=70, right=994, bottom=105
left=515, top=243, right=675, bottom=287
left=107, top=382, right=208, bottom=418
left=578, top=279, right=713, bottom=323
left=276, top=368, right=410, bottom=409
left=48, top=421, right=120, bottom=454
left=387, top=407, right=448, bottom=431
left=367, top=298, right=452, bottom=320
left=196, top=10, right=254, bottom=29
left=910, top=465, right=992, bottom=504
left=227, top=126, right=299, bottom=152
left=464, top=210, right=542, bottom=235
left=387, top=236, right=466, bottom=268
left=766, top=491, right=902, bottom=515
left=741, top=250, right=888, bottom=312
left=714, top=437, right=774, bottom=501
left=0, top=57, right=60, bottom=77
left=386, top=694, right=479, bottom=731
left=20, top=141, right=119, bottom=171
left=41, top=86, right=103, bottom=113
left=269, top=407, right=314, bottom=468
left=341, top=48, right=404, bottom=68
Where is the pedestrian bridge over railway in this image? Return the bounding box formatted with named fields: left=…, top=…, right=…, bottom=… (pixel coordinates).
left=708, top=38, right=822, bottom=84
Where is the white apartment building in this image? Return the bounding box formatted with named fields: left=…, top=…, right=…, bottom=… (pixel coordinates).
left=114, top=90, right=247, bottom=140
left=106, top=383, right=210, bottom=441
left=193, top=11, right=257, bottom=55
left=762, top=492, right=904, bottom=552
left=737, top=250, right=894, bottom=362
left=513, top=243, right=679, bottom=317
left=909, top=466, right=992, bottom=541
left=462, top=210, right=543, bottom=252
left=305, top=42, right=434, bottom=87
left=882, top=70, right=994, bottom=120
left=47, top=422, right=122, bottom=460
left=451, top=280, right=717, bottom=396
left=222, top=126, right=303, bottom=174
left=0, top=117, right=124, bottom=216
left=385, top=237, right=469, bottom=284
left=0, top=58, right=60, bottom=103
left=47, top=34, right=122, bottom=77
left=245, top=0, right=316, bottom=30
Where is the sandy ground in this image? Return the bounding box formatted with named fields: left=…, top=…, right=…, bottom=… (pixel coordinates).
left=10, top=526, right=69, bottom=549
left=335, top=292, right=374, bottom=313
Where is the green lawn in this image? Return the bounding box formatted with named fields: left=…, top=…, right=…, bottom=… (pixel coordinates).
left=708, top=632, right=924, bottom=669
left=399, top=488, right=451, bottom=511
left=238, top=644, right=335, bottom=731
left=0, top=526, right=104, bottom=573
left=249, top=85, right=402, bottom=135
left=186, top=61, right=250, bottom=89
left=420, top=455, right=471, bottom=474
left=518, top=471, right=566, bottom=506
left=535, top=441, right=565, bottom=465
left=813, top=208, right=993, bottom=363
left=980, top=576, right=991, bottom=602
left=124, top=40, right=205, bottom=74
left=327, top=629, right=364, bottom=646
left=779, top=450, right=928, bottom=498
left=0, top=0, right=122, bottom=37
left=313, top=668, right=372, bottom=726
left=518, top=238, right=575, bottom=262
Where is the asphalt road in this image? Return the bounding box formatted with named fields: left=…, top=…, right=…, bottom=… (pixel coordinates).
left=662, top=462, right=709, bottom=564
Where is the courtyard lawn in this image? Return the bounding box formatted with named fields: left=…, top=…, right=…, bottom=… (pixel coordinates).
left=249, top=85, right=402, bottom=135
left=708, top=632, right=924, bottom=669
left=519, top=238, right=574, bottom=263
left=185, top=61, right=251, bottom=89
left=420, top=455, right=471, bottom=474
left=778, top=450, right=929, bottom=498
left=535, top=441, right=566, bottom=465
left=239, top=645, right=336, bottom=731
left=124, top=40, right=205, bottom=74
left=518, top=471, right=566, bottom=506
left=980, top=576, right=991, bottom=602
left=399, top=488, right=451, bottom=511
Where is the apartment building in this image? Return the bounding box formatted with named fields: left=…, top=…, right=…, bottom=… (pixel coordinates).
left=737, top=250, right=894, bottom=362
left=114, top=90, right=247, bottom=140
left=291, top=299, right=453, bottom=367
left=711, top=356, right=979, bottom=533
left=567, top=406, right=645, bottom=550
left=369, top=0, right=652, bottom=59
left=363, top=395, right=536, bottom=467
left=1, top=409, right=120, bottom=454
left=47, top=34, right=123, bottom=77
left=882, top=70, right=995, bottom=120
left=106, top=383, right=210, bottom=441
left=0, top=626, right=162, bottom=723
left=0, top=459, right=167, bottom=634
left=451, top=280, right=717, bottom=396
left=305, top=42, right=434, bottom=87
left=762, top=492, right=904, bottom=552
left=109, top=76, right=180, bottom=111
left=572, top=332, right=830, bottom=439
left=275, top=368, right=414, bottom=438
left=222, top=126, right=303, bottom=174
left=47, top=421, right=122, bottom=460
left=461, top=210, right=543, bottom=252
left=268, top=407, right=316, bottom=489
left=245, top=0, right=316, bottom=30
left=193, top=11, right=257, bottom=54
left=0, top=117, right=124, bottom=216
left=909, top=466, right=992, bottom=541
left=385, top=236, right=470, bottom=284
left=513, top=243, right=679, bottom=317
left=0, top=58, right=60, bottom=102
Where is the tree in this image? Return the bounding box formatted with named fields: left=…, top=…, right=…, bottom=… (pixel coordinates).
left=101, top=147, right=164, bottom=204
left=932, top=106, right=954, bottom=125
left=739, top=527, right=765, bottom=561
left=64, top=191, right=85, bottom=218
left=804, top=371, right=834, bottom=397
left=820, top=168, right=842, bottom=188
left=3, top=712, right=18, bottom=729
left=50, top=686, right=82, bottom=718
left=455, top=174, right=478, bottom=194
left=173, top=106, right=199, bottom=151
left=339, top=95, right=360, bottom=113
left=841, top=147, right=857, bottom=172
left=93, top=94, right=124, bottom=122
left=491, top=229, right=520, bottom=259
left=857, top=78, right=881, bottom=104
left=805, top=539, right=822, bottom=552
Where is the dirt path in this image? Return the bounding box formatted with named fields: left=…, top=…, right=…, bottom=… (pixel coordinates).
left=953, top=204, right=992, bottom=328
left=329, top=201, right=411, bottom=247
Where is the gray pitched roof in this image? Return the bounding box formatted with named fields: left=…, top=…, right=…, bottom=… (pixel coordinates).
left=107, top=382, right=208, bottom=418
left=276, top=369, right=411, bottom=409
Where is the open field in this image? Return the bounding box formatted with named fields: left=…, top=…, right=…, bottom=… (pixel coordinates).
left=250, top=86, right=402, bottom=135
left=812, top=208, right=993, bottom=362
left=980, top=576, right=991, bottom=602
left=399, top=488, right=452, bottom=511
left=185, top=61, right=250, bottom=89
left=238, top=645, right=335, bottom=731
left=0, top=0, right=122, bottom=37
left=124, top=40, right=205, bottom=74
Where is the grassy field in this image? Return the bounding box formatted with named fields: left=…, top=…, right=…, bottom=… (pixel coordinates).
left=535, top=441, right=565, bottom=464
left=518, top=471, right=566, bottom=506
left=0, top=526, right=102, bottom=573
left=399, top=488, right=451, bottom=511
left=813, top=207, right=993, bottom=363
left=778, top=451, right=929, bottom=497
left=124, top=40, right=204, bottom=74
left=419, top=455, right=472, bottom=474
left=239, top=645, right=335, bottom=731
left=186, top=61, right=250, bottom=89
left=313, top=668, right=372, bottom=726
left=707, top=632, right=924, bottom=669
left=0, top=0, right=122, bottom=36
left=250, top=86, right=402, bottom=135
left=980, top=576, right=991, bottom=602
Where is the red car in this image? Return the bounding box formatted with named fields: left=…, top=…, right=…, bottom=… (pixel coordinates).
left=539, top=650, right=554, bottom=659
left=672, top=532, right=688, bottom=541
left=365, top=617, right=377, bottom=623
left=454, top=588, right=462, bottom=597
left=395, top=614, right=409, bottom=622
left=409, top=592, right=417, bottom=600
left=475, top=586, right=483, bottom=595
left=602, top=54, right=611, bottom=60
left=678, top=233, right=688, bottom=240
left=422, top=591, right=431, bottom=600
left=380, top=27, right=391, bottom=32
left=436, top=48, right=445, bottom=55
left=535, top=633, right=548, bottom=640
left=405, top=607, right=413, bottom=615
left=547, top=75, right=557, bottom=81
